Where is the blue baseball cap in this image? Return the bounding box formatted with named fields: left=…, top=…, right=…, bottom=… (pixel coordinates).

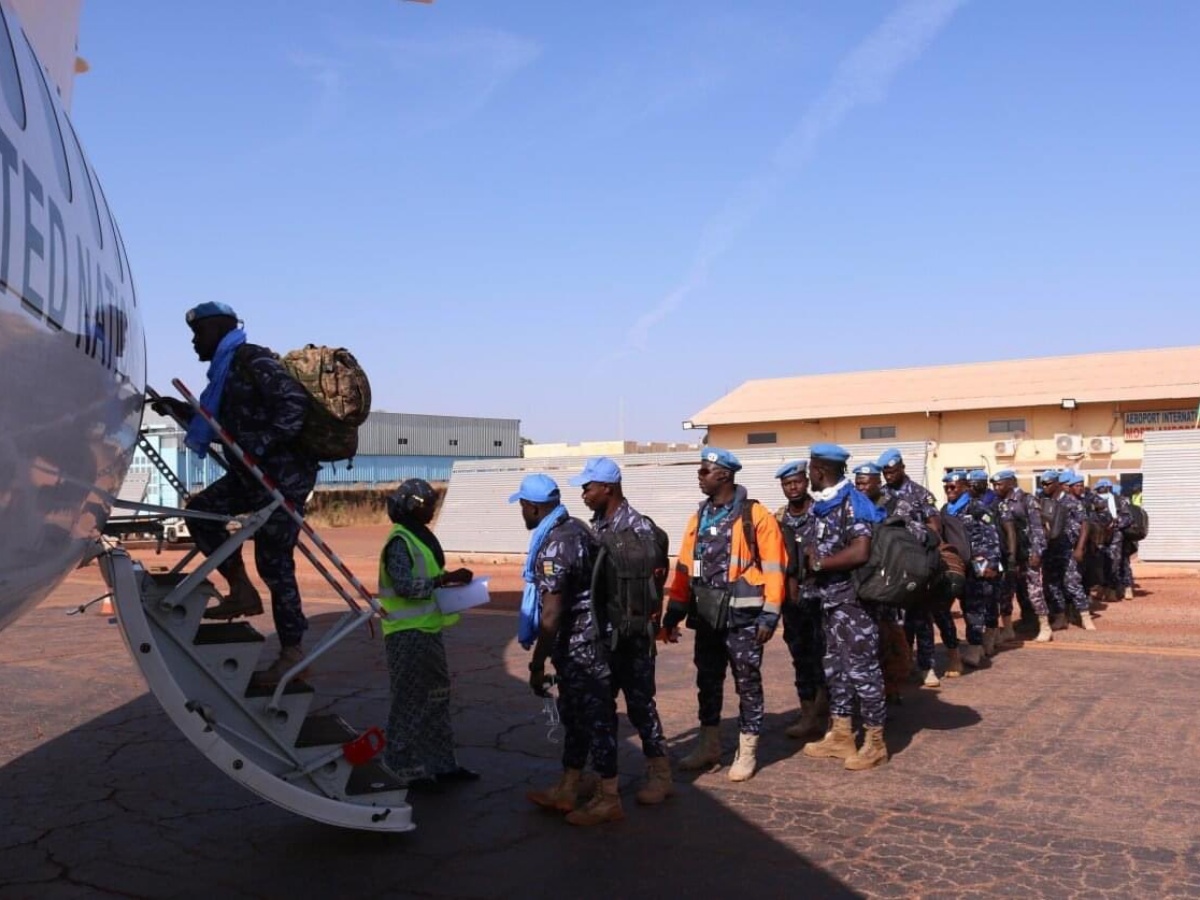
left=991, top=469, right=1017, bottom=483
left=1060, top=471, right=1083, bottom=486
left=1095, top=478, right=1114, bottom=490
left=185, top=301, right=238, bottom=326
left=968, top=469, right=989, bottom=482
left=508, top=473, right=561, bottom=504
left=569, top=456, right=621, bottom=486
left=775, top=460, right=808, bottom=479
left=810, top=443, right=850, bottom=463
left=701, top=448, right=742, bottom=472
left=853, top=462, right=882, bottom=477
left=942, top=471, right=959, bottom=484
left=877, top=449, right=904, bottom=468
left=1040, top=470, right=1060, bottom=484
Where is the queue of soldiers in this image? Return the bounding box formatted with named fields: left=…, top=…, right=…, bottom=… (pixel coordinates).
left=498, top=445, right=1144, bottom=827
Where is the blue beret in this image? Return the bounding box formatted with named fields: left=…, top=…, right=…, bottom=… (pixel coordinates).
left=1095, top=478, right=1113, bottom=490
left=701, top=448, right=742, bottom=472
left=1060, top=471, right=1083, bottom=486
left=968, top=469, right=989, bottom=482
left=853, top=462, right=882, bottom=477
left=775, top=460, right=808, bottom=479
left=569, top=456, right=621, bottom=486
left=991, top=469, right=1017, bottom=483
left=185, top=301, right=237, bottom=325
left=508, top=473, right=561, bottom=504
left=942, top=471, right=959, bottom=484
left=876, top=449, right=904, bottom=468
left=1040, top=470, right=1060, bottom=484
left=810, top=443, right=850, bottom=463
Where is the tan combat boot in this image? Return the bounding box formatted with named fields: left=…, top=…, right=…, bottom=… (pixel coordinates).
left=263, top=644, right=308, bottom=682
left=527, top=768, right=582, bottom=813
left=1080, top=609, right=1097, bottom=631
left=803, top=716, right=857, bottom=760
left=960, top=644, right=986, bottom=668
left=1124, top=586, right=1135, bottom=601
left=1034, top=615, right=1053, bottom=643
left=945, top=648, right=963, bottom=678
left=982, top=628, right=998, bottom=657
left=844, top=725, right=888, bottom=771
left=998, top=615, right=1017, bottom=645
left=635, top=757, right=674, bottom=805
left=921, top=668, right=941, bottom=688
left=785, top=699, right=823, bottom=740
left=565, top=777, right=624, bottom=826
left=678, top=726, right=722, bottom=772
left=728, top=733, right=759, bottom=782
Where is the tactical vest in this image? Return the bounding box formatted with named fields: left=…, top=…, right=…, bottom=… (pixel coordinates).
left=591, top=522, right=669, bottom=644
left=377, top=524, right=459, bottom=636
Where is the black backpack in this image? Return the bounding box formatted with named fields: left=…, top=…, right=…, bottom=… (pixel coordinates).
left=854, top=517, right=943, bottom=609
left=939, top=511, right=973, bottom=564
left=591, top=518, right=670, bottom=644
left=1125, top=506, right=1150, bottom=542
left=1040, top=497, right=1067, bottom=541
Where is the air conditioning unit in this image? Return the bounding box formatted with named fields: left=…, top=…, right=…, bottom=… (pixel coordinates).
left=1055, top=433, right=1084, bottom=455
left=1088, top=436, right=1115, bottom=454
left=993, top=439, right=1017, bottom=457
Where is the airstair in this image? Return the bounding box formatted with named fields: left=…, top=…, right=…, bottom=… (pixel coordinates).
left=95, top=380, right=413, bottom=833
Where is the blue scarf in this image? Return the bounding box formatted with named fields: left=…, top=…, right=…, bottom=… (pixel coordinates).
left=518, top=504, right=569, bottom=650
left=812, top=479, right=886, bottom=524
left=185, top=328, right=247, bottom=457
left=947, top=493, right=970, bottom=516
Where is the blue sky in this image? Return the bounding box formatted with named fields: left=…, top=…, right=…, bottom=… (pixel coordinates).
left=72, top=1, right=1200, bottom=443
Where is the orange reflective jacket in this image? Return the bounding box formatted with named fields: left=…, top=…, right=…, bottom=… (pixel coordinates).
left=667, top=499, right=787, bottom=615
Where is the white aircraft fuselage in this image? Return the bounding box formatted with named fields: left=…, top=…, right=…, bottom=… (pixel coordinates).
left=0, top=0, right=145, bottom=632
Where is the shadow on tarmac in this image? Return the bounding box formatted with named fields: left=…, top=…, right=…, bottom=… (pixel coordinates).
left=0, top=609, right=864, bottom=899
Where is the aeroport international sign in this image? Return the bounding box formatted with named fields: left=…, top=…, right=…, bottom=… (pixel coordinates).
left=1123, top=409, right=1198, bottom=441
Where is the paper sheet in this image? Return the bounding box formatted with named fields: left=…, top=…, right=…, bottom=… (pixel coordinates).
left=434, top=577, right=491, bottom=615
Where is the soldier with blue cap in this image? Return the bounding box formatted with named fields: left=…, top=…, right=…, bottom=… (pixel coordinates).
left=663, top=448, right=788, bottom=782
left=1095, top=479, right=1135, bottom=600
left=800, top=444, right=890, bottom=771
left=517, top=474, right=623, bottom=825
left=941, top=470, right=1003, bottom=666
left=968, top=469, right=999, bottom=511
left=991, top=470, right=1053, bottom=642
left=151, top=302, right=319, bottom=680
left=1043, top=471, right=1096, bottom=631
left=878, top=451, right=955, bottom=686
left=570, top=458, right=674, bottom=806
left=772, top=459, right=827, bottom=741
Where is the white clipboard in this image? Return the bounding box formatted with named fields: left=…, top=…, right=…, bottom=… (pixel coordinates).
left=434, top=577, right=491, bottom=615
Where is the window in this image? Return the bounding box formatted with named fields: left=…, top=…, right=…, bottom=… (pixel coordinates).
left=449, top=439, right=459, bottom=447
left=0, top=6, right=25, bottom=128
left=747, top=432, right=777, bottom=445
left=860, top=425, right=896, bottom=440
left=397, top=438, right=408, bottom=445
left=988, top=418, right=1027, bottom=434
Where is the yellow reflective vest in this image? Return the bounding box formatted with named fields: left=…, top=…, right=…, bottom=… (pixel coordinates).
left=377, top=524, right=460, bottom=636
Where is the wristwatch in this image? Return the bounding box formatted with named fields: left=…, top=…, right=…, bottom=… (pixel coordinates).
left=812, top=558, right=823, bottom=573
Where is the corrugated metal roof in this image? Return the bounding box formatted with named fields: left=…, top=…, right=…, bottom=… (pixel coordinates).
left=436, top=441, right=929, bottom=554
left=1138, top=430, right=1200, bottom=562
left=358, top=412, right=521, bottom=458
left=690, top=346, right=1200, bottom=425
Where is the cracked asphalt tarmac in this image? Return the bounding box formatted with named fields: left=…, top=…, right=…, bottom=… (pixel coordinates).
left=2, top=534, right=1199, bottom=898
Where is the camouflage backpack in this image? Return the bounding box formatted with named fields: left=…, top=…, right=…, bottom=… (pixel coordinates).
left=279, top=345, right=372, bottom=462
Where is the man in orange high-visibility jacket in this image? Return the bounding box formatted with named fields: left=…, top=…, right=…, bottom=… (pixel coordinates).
left=660, top=448, right=786, bottom=783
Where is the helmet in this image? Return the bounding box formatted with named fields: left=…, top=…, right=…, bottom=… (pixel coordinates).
left=387, top=479, right=439, bottom=522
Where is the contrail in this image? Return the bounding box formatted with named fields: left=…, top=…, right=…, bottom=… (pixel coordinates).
left=627, top=0, right=967, bottom=350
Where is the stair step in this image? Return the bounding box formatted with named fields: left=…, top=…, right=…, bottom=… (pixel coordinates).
left=296, top=714, right=358, bottom=749
left=245, top=671, right=315, bottom=698
left=194, top=622, right=264, bottom=645
left=346, top=759, right=405, bottom=796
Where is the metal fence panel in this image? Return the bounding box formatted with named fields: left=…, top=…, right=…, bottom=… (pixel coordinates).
left=1139, top=430, right=1200, bottom=562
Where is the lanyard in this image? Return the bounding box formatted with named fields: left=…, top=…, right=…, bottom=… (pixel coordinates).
left=695, top=504, right=732, bottom=560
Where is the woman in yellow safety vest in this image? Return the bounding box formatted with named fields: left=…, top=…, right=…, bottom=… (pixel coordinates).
left=378, top=479, right=477, bottom=790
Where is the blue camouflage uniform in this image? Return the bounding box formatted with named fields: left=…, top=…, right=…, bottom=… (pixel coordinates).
left=777, top=500, right=825, bottom=704
left=886, top=476, right=959, bottom=669
left=1109, top=491, right=1135, bottom=591
left=592, top=499, right=668, bottom=759
left=801, top=485, right=885, bottom=728
left=535, top=516, right=620, bottom=779
left=690, top=486, right=768, bottom=736
left=1044, top=480, right=1091, bottom=615
left=943, top=495, right=1002, bottom=645
left=998, top=485, right=1049, bottom=617
left=186, top=341, right=319, bottom=648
